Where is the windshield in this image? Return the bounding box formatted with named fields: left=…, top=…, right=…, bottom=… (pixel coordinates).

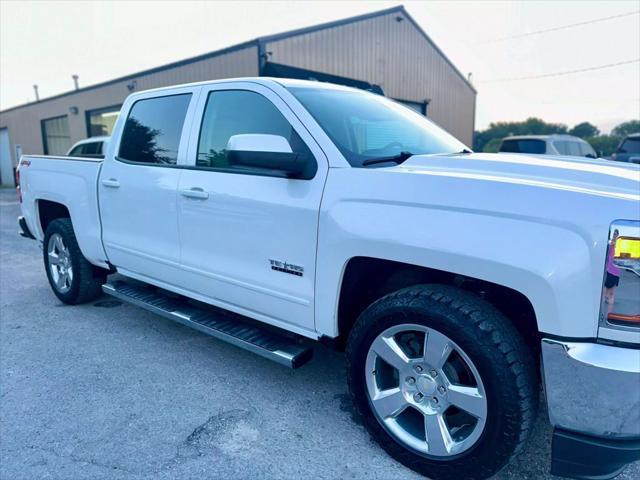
left=620, top=137, right=640, bottom=154
left=288, top=86, right=467, bottom=167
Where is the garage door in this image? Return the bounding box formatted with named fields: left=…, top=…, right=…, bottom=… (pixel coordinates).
left=0, top=128, right=14, bottom=187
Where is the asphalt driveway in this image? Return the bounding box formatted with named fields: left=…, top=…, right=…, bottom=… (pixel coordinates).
left=1, top=188, right=638, bottom=479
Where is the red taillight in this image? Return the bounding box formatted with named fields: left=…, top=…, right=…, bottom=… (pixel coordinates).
left=15, top=168, right=21, bottom=203
left=16, top=159, right=28, bottom=203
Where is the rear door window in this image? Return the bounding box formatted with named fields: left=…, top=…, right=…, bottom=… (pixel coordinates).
left=500, top=139, right=546, bottom=154
left=553, top=141, right=569, bottom=155
left=567, top=142, right=581, bottom=156
left=118, top=94, right=191, bottom=165
left=553, top=141, right=581, bottom=156
left=578, top=142, right=596, bottom=157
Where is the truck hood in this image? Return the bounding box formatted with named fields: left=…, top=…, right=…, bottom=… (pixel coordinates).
left=394, top=153, right=640, bottom=201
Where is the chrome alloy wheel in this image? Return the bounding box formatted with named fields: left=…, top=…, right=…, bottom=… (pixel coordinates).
left=47, top=233, right=73, bottom=294
left=365, top=324, right=487, bottom=458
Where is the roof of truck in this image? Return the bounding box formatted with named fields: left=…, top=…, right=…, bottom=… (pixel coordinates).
left=125, top=76, right=362, bottom=99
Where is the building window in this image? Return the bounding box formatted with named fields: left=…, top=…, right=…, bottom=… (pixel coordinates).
left=41, top=115, right=71, bottom=155
left=86, top=105, right=121, bottom=137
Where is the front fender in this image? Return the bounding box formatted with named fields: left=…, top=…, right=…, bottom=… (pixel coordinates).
left=315, top=169, right=613, bottom=339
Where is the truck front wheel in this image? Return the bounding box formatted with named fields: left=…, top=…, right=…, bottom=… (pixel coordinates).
left=43, top=218, right=106, bottom=305
left=346, top=284, right=537, bottom=480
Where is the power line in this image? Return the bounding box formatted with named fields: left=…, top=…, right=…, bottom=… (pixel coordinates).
left=482, top=10, right=639, bottom=43
left=537, top=98, right=640, bottom=105
left=480, top=59, right=639, bottom=83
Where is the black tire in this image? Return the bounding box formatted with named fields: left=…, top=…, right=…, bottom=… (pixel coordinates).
left=346, top=284, right=537, bottom=480
left=43, top=218, right=107, bottom=304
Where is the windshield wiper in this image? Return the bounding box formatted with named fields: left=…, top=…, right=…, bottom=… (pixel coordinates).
left=362, top=151, right=414, bottom=167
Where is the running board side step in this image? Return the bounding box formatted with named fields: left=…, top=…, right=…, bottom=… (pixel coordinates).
left=102, top=280, right=313, bottom=369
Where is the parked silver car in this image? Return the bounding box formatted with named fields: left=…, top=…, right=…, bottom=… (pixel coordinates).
left=499, top=134, right=598, bottom=158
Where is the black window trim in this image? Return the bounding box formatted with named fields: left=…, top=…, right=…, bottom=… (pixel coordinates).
left=116, top=93, right=192, bottom=168
left=192, top=88, right=318, bottom=180
left=85, top=103, right=122, bottom=138
left=41, top=114, right=70, bottom=155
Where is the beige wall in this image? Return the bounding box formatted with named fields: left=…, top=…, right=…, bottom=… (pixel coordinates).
left=265, top=10, right=476, bottom=145
left=0, top=46, right=258, bottom=170
left=0, top=12, right=476, bottom=178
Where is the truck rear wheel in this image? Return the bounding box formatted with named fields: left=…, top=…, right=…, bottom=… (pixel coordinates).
left=43, top=218, right=106, bottom=304
left=346, top=284, right=537, bottom=480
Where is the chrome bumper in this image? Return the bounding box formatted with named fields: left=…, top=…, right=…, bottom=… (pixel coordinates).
left=541, top=338, right=640, bottom=439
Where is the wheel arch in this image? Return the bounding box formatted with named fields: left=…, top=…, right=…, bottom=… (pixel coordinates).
left=334, top=256, right=540, bottom=362
left=35, top=196, right=109, bottom=269
left=37, top=199, right=71, bottom=236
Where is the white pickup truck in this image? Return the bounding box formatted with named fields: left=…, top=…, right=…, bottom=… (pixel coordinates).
left=16, top=78, right=640, bottom=480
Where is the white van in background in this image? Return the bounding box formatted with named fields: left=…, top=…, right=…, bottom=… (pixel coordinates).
left=499, top=134, right=598, bottom=158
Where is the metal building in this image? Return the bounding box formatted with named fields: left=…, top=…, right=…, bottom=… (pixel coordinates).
left=0, top=5, right=476, bottom=186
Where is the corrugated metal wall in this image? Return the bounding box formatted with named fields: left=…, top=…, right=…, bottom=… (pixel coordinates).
left=264, top=10, right=476, bottom=144
left=0, top=45, right=257, bottom=168
left=0, top=9, right=477, bottom=178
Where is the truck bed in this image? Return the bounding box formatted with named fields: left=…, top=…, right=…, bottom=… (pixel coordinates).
left=18, top=155, right=109, bottom=268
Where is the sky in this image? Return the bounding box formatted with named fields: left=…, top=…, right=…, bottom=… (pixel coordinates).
left=1, top=0, right=638, bottom=133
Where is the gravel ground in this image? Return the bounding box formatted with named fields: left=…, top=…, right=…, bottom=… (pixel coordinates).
left=1, top=188, right=638, bottom=480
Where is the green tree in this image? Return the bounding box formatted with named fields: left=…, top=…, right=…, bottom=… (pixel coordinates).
left=611, top=120, right=640, bottom=137
left=569, top=122, right=599, bottom=138
left=586, top=135, right=620, bottom=157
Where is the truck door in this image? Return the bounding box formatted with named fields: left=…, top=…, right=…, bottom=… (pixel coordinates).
left=99, top=87, right=199, bottom=283
left=177, top=82, right=328, bottom=334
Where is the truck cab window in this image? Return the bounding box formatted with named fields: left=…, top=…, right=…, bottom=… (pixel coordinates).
left=69, top=142, right=101, bottom=158
left=196, top=90, right=312, bottom=171
left=118, top=94, right=191, bottom=165
left=578, top=142, right=596, bottom=158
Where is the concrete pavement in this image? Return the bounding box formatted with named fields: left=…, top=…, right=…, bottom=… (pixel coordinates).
left=1, top=188, right=638, bottom=480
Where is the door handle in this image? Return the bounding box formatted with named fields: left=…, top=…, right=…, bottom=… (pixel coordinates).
left=101, top=178, right=120, bottom=188
left=180, top=187, right=209, bottom=200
